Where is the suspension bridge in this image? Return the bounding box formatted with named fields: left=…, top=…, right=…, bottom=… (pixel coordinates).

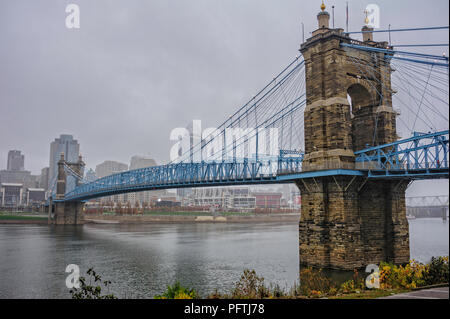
left=48, top=3, right=449, bottom=270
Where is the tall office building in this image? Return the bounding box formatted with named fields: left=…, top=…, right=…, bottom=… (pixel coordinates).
left=129, top=156, right=157, bottom=170
left=7, top=150, right=25, bottom=171
left=94, top=161, right=128, bottom=205
left=40, top=167, right=49, bottom=190
left=48, top=135, right=80, bottom=193
left=1, top=151, right=41, bottom=206
left=95, top=160, right=128, bottom=178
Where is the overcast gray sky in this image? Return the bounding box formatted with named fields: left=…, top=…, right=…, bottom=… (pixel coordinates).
left=0, top=0, right=448, bottom=196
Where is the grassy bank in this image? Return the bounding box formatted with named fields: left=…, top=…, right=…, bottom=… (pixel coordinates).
left=0, top=211, right=47, bottom=221
left=0, top=214, right=47, bottom=221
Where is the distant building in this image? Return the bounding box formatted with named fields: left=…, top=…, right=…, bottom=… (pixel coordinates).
left=40, top=167, right=49, bottom=190
left=0, top=151, right=42, bottom=207
left=252, top=192, right=282, bottom=209
left=177, top=188, right=193, bottom=202
left=0, top=170, right=31, bottom=185
left=191, top=187, right=255, bottom=209
left=129, top=156, right=157, bottom=170
left=7, top=150, right=25, bottom=171
left=48, top=135, right=80, bottom=193
left=1, top=183, right=23, bottom=207
left=0, top=150, right=35, bottom=188
left=26, top=188, right=46, bottom=206
left=128, top=156, right=167, bottom=205
left=93, top=161, right=128, bottom=205
left=95, top=160, right=128, bottom=178
left=84, top=168, right=97, bottom=182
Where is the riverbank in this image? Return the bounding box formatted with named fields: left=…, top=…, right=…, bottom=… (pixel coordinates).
left=0, top=214, right=48, bottom=224
left=0, top=211, right=299, bottom=224
left=85, top=213, right=300, bottom=224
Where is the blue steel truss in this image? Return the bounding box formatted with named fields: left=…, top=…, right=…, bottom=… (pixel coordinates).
left=61, top=132, right=449, bottom=202
left=355, top=130, right=449, bottom=179
left=63, top=154, right=303, bottom=201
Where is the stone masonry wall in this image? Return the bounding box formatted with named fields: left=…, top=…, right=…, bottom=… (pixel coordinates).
left=296, top=177, right=410, bottom=270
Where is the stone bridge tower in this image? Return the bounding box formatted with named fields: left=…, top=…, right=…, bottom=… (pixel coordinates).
left=296, top=3, right=410, bottom=270
left=48, top=153, right=85, bottom=225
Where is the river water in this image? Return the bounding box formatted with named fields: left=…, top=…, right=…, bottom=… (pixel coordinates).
left=0, top=218, right=448, bottom=298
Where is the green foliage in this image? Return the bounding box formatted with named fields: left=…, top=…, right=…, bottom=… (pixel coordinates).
left=423, top=256, right=449, bottom=285
left=0, top=214, right=47, bottom=220
left=154, top=281, right=198, bottom=299
left=378, top=257, right=449, bottom=290
left=70, top=268, right=117, bottom=299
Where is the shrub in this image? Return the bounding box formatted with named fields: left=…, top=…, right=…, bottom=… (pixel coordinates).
left=423, top=256, right=449, bottom=285
left=379, top=260, right=427, bottom=289
left=232, top=269, right=270, bottom=299
left=299, top=267, right=336, bottom=297
left=70, top=268, right=117, bottom=299
left=155, top=281, right=198, bottom=299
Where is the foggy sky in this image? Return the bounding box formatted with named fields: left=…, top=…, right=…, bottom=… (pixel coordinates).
left=0, top=0, right=448, bottom=196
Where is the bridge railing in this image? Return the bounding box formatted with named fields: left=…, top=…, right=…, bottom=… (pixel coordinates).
left=277, top=150, right=304, bottom=175
left=355, top=130, right=449, bottom=177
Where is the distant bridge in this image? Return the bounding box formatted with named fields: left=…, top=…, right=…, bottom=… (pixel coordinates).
left=406, top=195, right=449, bottom=219
left=406, top=195, right=449, bottom=208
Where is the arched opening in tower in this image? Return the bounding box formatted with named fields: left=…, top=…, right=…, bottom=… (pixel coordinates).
left=347, top=83, right=377, bottom=151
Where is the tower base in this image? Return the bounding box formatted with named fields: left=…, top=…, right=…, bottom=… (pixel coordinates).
left=296, top=176, right=410, bottom=270
left=49, top=201, right=84, bottom=225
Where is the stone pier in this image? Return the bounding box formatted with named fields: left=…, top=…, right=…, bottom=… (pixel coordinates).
left=48, top=153, right=85, bottom=225
left=297, top=4, right=410, bottom=270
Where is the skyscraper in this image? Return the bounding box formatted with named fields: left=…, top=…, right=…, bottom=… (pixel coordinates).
left=94, top=160, right=128, bottom=205
left=7, top=150, right=24, bottom=171
left=129, top=156, right=157, bottom=170
left=40, top=167, right=49, bottom=190
left=95, top=160, right=128, bottom=178
left=48, top=135, right=80, bottom=192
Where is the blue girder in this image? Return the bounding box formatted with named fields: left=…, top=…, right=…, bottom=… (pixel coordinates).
left=355, top=130, right=449, bottom=179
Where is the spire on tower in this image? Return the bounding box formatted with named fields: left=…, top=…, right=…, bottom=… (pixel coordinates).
left=317, top=1, right=330, bottom=29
